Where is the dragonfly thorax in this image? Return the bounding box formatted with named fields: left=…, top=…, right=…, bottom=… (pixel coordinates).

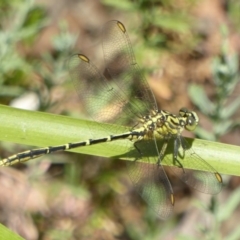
left=139, top=108, right=199, bottom=138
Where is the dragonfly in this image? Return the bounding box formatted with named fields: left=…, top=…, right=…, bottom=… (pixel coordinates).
left=0, top=20, right=222, bottom=219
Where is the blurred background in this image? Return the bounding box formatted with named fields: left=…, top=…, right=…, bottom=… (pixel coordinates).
left=0, top=0, right=240, bottom=239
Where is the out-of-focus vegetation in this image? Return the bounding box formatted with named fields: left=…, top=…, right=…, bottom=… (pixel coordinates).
left=189, top=26, right=240, bottom=141
left=0, top=0, right=240, bottom=240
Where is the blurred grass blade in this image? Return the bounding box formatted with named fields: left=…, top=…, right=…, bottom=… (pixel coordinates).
left=0, top=223, right=24, bottom=240
left=220, top=97, right=240, bottom=119
left=217, top=187, right=240, bottom=222
left=188, top=84, right=214, bottom=115
left=225, top=226, right=240, bottom=240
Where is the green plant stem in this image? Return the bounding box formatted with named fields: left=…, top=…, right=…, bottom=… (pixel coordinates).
left=0, top=104, right=240, bottom=176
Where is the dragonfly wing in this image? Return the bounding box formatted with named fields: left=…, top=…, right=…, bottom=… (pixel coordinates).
left=162, top=137, right=222, bottom=194
left=68, top=53, right=134, bottom=134
left=128, top=138, right=174, bottom=219
left=68, top=21, right=176, bottom=218
left=68, top=20, right=157, bottom=130
left=102, top=20, right=158, bottom=117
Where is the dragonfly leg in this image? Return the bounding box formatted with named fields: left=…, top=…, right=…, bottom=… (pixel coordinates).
left=133, top=141, right=143, bottom=159
left=173, top=137, right=185, bottom=172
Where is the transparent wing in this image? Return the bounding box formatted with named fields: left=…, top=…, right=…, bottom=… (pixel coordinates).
left=102, top=20, right=175, bottom=218
left=162, top=137, right=222, bottom=194
left=131, top=139, right=174, bottom=219
left=68, top=53, right=130, bottom=134
left=101, top=20, right=158, bottom=118
left=68, top=21, right=174, bottom=218
left=68, top=20, right=157, bottom=130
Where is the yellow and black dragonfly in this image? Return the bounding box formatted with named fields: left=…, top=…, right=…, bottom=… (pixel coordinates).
left=0, top=20, right=222, bottom=219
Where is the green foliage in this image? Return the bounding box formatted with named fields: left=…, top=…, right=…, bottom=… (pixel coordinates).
left=103, top=0, right=197, bottom=52
left=188, top=22, right=240, bottom=240
left=189, top=26, right=240, bottom=141
left=0, top=0, right=77, bottom=109
left=227, top=0, right=240, bottom=31
left=195, top=187, right=240, bottom=240
left=0, top=0, right=46, bottom=91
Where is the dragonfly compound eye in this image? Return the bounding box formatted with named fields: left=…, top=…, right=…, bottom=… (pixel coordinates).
left=185, top=111, right=199, bottom=131
left=179, top=107, right=189, bottom=117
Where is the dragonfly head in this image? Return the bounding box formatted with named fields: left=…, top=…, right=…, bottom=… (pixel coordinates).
left=179, top=108, right=199, bottom=131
